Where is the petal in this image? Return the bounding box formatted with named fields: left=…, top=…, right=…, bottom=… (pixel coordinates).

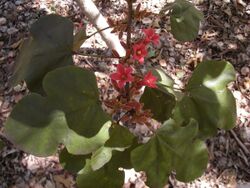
left=127, top=75, right=134, bottom=82
left=117, top=64, right=125, bottom=74
left=117, top=80, right=125, bottom=88
left=125, top=67, right=133, bottom=74
left=110, top=73, right=121, bottom=80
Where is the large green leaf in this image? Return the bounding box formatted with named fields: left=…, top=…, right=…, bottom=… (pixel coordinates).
left=140, top=87, right=176, bottom=122
left=11, top=14, right=74, bottom=94
left=174, top=139, right=208, bottom=182
left=90, top=124, right=136, bottom=171
left=105, top=125, right=135, bottom=148
left=5, top=67, right=110, bottom=156
left=90, top=147, right=114, bottom=171
left=187, top=60, right=235, bottom=90
left=131, top=119, right=208, bottom=187
left=77, top=159, right=123, bottom=188
left=65, top=122, right=111, bottom=155
left=43, top=66, right=110, bottom=137
left=5, top=93, right=69, bottom=156
left=59, top=148, right=90, bottom=174
left=90, top=146, right=125, bottom=171
left=77, top=148, right=133, bottom=188
left=170, top=0, right=203, bottom=41
left=173, top=61, right=236, bottom=138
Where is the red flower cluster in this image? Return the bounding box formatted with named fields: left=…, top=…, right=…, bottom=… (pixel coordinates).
left=110, top=64, right=134, bottom=89
left=143, top=28, right=160, bottom=45
left=108, top=28, right=160, bottom=127
left=132, top=28, right=160, bottom=64
left=110, top=28, right=159, bottom=89
left=111, top=63, right=157, bottom=89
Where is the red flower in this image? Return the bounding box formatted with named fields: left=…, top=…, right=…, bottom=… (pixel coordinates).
left=141, top=71, right=157, bottom=88
left=110, top=64, right=134, bottom=88
left=143, top=28, right=160, bottom=45
left=132, top=42, right=148, bottom=64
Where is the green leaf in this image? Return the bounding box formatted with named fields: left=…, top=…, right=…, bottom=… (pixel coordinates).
left=174, top=139, right=208, bottom=182
left=43, top=66, right=110, bottom=137
left=151, top=68, right=175, bottom=94
left=173, top=61, right=236, bottom=138
left=170, top=0, right=203, bottom=41
left=11, top=14, right=74, bottom=94
left=77, top=159, right=123, bottom=188
left=105, top=125, right=135, bottom=147
left=65, top=121, right=111, bottom=155
left=77, top=148, right=132, bottom=188
left=90, top=146, right=125, bottom=171
left=187, top=60, right=235, bottom=91
left=140, top=87, right=176, bottom=122
left=131, top=119, right=208, bottom=187
left=90, top=147, right=114, bottom=171
left=73, top=26, right=87, bottom=51
left=59, top=148, right=90, bottom=174
left=5, top=66, right=111, bottom=156
left=5, top=93, right=69, bottom=156
left=90, top=126, right=136, bottom=171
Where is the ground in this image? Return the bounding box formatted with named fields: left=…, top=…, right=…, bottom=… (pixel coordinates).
left=0, top=0, right=250, bottom=187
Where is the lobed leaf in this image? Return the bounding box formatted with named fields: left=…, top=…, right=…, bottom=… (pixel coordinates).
left=43, top=66, right=110, bottom=137
left=11, top=14, right=74, bottom=94
left=77, top=159, right=124, bottom=188
left=59, top=148, right=90, bottom=174
left=170, top=0, right=203, bottom=41
left=90, top=125, right=136, bottom=171
left=90, top=146, right=125, bottom=171
left=77, top=148, right=133, bottom=188
left=105, top=125, right=135, bottom=148
left=174, top=139, right=208, bottom=182
left=5, top=93, right=69, bottom=156
left=5, top=66, right=110, bottom=156
left=65, top=122, right=111, bottom=155
left=131, top=119, right=208, bottom=188
left=140, top=87, right=176, bottom=122
left=172, top=61, right=236, bottom=138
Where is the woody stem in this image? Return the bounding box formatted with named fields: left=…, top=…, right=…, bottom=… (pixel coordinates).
left=126, top=0, right=133, bottom=48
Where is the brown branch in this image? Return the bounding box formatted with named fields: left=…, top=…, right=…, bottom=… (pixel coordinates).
left=126, top=0, right=133, bottom=48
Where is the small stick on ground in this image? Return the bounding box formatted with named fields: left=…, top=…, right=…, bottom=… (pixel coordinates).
left=230, top=129, right=250, bottom=156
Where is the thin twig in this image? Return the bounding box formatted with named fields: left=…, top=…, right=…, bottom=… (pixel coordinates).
left=230, top=129, right=250, bottom=156
left=76, top=52, right=119, bottom=59
left=126, top=0, right=133, bottom=48
left=87, top=26, right=112, bottom=39
left=83, top=58, right=95, bottom=69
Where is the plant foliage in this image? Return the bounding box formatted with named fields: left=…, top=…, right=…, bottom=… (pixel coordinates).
left=4, top=1, right=237, bottom=187
left=11, top=15, right=74, bottom=94
left=170, top=0, right=204, bottom=41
